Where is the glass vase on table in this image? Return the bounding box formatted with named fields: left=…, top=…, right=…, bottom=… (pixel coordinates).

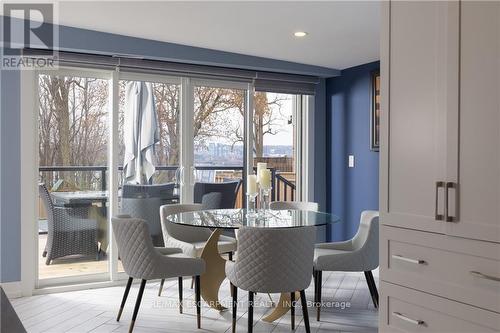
left=246, top=174, right=258, bottom=219
left=258, top=169, right=272, bottom=217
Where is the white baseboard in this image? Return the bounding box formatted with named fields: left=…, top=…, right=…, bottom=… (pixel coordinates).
left=0, top=281, right=22, bottom=299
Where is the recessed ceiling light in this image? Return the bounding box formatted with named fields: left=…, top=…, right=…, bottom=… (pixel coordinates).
left=294, top=31, right=308, bottom=38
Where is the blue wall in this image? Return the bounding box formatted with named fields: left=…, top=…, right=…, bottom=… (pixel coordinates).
left=0, top=20, right=334, bottom=283
left=0, top=61, right=22, bottom=283
left=326, top=61, right=380, bottom=242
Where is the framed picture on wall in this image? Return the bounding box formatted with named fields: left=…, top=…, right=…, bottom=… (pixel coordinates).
left=370, top=70, right=380, bottom=151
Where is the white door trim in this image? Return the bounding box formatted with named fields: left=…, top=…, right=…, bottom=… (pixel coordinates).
left=20, top=69, right=38, bottom=296
left=304, top=95, right=315, bottom=203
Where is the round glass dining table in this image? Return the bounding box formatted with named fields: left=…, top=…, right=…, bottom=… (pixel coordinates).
left=165, top=209, right=341, bottom=322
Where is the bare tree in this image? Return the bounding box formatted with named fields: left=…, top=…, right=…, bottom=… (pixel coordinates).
left=39, top=75, right=290, bottom=189
left=38, top=75, right=109, bottom=189
left=224, top=91, right=288, bottom=157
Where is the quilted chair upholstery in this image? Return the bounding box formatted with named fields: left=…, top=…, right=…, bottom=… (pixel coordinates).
left=201, top=192, right=222, bottom=210
left=39, top=184, right=99, bottom=265
left=160, top=204, right=237, bottom=258
left=111, top=216, right=205, bottom=332
left=226, top=226, right=316, bottom=333
left=120, top=197, right=163, bottom=246
left=112, top=216, right=205, bottom=279
left=313, top=210, right=379, bottom=320
left=270, top=201, right=319, bottom=211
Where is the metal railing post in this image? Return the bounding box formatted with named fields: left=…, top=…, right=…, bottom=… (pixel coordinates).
left=271, top=168, right=276, bottom=201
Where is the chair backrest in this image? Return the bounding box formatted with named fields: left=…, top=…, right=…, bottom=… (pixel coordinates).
left=160, top=204, right=212, bottom=244
left=38, top=183, right=54, bottom=224
left=270, top=201, right=319, bottom=211
left=120, top=197, right=163, bottom=244
left=201, top=192, right=222, bottom=209
left=193, top=180, right=240, bottom=208
left=228, top=226, right=315, bottom=293
left=122, top=183, right=175, bottom=199
left=111, top=216, right=161, bottom=279
left=351, top=210, right=379, bottom=270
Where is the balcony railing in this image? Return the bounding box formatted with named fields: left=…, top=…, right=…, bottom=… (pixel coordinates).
left=38, top=165, right=296, bottom=207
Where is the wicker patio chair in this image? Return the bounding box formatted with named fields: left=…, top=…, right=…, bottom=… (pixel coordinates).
left=39, top=183, right=99, bottom=265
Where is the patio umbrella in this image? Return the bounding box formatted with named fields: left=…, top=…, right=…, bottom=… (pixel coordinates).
left=123, top=81, right=159, bottom=184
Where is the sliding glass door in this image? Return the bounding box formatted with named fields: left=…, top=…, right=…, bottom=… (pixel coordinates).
left=34, top=68, right=309, bottom=287
left=190, top=81, right=247, bottom=207
left=37, top=69, right=111, bottom=284
left=116, top=73, right=182, bottom=272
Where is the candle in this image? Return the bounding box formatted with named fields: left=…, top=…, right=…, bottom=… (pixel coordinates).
left=259, top=169, right=271, bottom=189
left=256, top=162, right=267, bottom=182
left=247, top=174, right=258, bottom=195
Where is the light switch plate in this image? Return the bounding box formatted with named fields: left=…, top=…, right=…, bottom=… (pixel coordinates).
left=348, top=155, right=355, bottom=168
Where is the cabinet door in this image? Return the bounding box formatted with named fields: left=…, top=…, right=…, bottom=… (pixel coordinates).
left=446, top=1, right=500, bottom=243
left=380, top=1, right=455, bottom=233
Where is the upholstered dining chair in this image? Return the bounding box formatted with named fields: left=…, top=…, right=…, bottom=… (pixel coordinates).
left=158, top=203, right=237, bottom=295
left=313, top=210, right=379, bottom=321
left=226, top=226, right=316, bottom=333
left=193, top=180, right=241, bottom=208
left=112, top=215, right=205, bottom=333
left=120, top=197, right=163, bottom=246
left=270, top=201, right=319, bottom=211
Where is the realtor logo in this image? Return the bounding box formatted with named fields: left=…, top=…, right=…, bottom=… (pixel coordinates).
left=2, top=3, right=57, bottom=69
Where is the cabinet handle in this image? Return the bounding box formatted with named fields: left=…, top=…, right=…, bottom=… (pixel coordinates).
left=470, top=271, right=500, bottom=282
left=435, top=181, right=445, bottom=220
left=391, top=255, right=426, bottom=265
left=445, top=182, right=458, bottom=222
left=392, top=312, right=425, bottom=326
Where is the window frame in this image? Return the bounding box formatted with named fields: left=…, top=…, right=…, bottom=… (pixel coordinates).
left=20, top=65, right=313, bottom=295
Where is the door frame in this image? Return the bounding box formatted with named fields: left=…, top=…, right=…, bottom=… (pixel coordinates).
left=19, top=67, right=313, bottom=295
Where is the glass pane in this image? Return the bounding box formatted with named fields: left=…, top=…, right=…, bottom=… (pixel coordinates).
left=117, top=79, right=181, bottom=272
left=118, top=80, right=181, bottom=184
left=38, top=74, right=110, bottom=280
left=193, top=86, right=245, bottom=207
left=253, top=92, right=297, bottom=201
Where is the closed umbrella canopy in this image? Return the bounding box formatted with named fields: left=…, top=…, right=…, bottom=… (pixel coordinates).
left=123, top=81, right=159, bottom=184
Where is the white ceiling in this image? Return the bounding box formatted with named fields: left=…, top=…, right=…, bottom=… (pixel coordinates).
left=41, top=1, right=381, bottom=70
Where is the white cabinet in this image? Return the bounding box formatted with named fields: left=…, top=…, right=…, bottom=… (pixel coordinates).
left=381, top=0, right=500, bottom=243
left=380, top=1, right=500, bottom=329
left=446, top=1, right=500, bottom=243
left=380, top=1, right=452, bottom=234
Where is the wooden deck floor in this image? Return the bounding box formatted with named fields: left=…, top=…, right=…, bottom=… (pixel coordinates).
left=38, top=234, right=123, bottom=280
left=12, top=271, right=378, bottom=332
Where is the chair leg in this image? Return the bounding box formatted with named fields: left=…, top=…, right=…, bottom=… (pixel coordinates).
left=248, top=291, right=254, bottom=333
left=364, top=271, right=379, bottom=308
left=195, top=275, right=201, bottom=329
left=128, top=279, right=146, bottom=333
left=316, top=270, right=322, bottom=321
left=158, top=279, right=165, bottom=296
left=191, top=276, right=195, bottom=289
left=117, top=277, right=133, bottom=322
left=178, top=277, right=183, bottom=314
left=231, top=283, right=238, bottom=333
left=290, top=292, right=295, bottom=330
left=300, top=290, right=311, bottom=333
left=313, top=270, right=318, bottom=306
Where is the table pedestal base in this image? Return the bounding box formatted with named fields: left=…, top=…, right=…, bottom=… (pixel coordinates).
left=262, top=291, right=299, bottom=322
left=200, top=229, right=227, bottom=311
